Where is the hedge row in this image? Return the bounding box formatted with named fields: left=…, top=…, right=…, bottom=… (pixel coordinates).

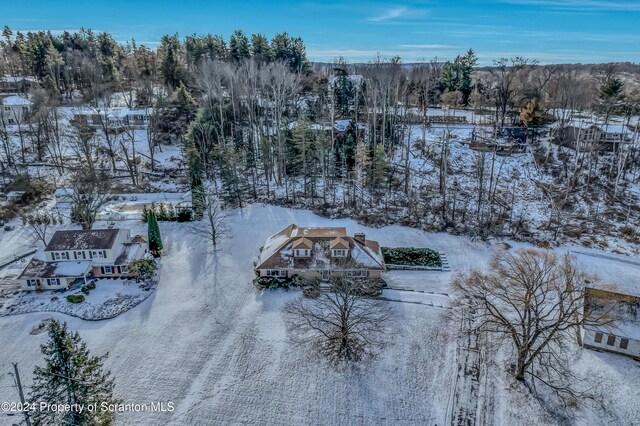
left=381, top=247, right=442, bottom=267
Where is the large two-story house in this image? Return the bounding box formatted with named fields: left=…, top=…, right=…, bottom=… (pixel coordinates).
left=19, top=228, right=148, bottom=291
left=255, top=224, right=385, bottom=282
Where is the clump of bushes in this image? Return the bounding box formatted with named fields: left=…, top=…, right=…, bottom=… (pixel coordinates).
left=127, top=259, right=158, bottom=281
left=66, top=295, right=85, bottom=303
left=254, top=274, right=303, bottom=290
left=81, top=282, right=97, bottom=294
left=381, top=247, right=442, bottom=267
left=142, top=203, right=192, bottom=223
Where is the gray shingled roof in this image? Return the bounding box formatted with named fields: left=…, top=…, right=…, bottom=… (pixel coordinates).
left=45, top=229, right=120, bottom=251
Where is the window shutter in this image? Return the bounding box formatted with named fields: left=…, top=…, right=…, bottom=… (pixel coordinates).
left=101, top=267, right=105, bottom=274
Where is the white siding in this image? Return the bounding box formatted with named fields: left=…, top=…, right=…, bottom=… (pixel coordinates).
left=584, top=328, right=640, bottom=359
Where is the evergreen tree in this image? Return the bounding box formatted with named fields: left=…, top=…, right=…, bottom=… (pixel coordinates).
left=440, top=49, right=477, bottom=105
left=229, top=30, right=250, bottom=61
left=160, top=33, right=185, bottom=89
left=147, top=209, right=163, bottom=256
left=186, top=142, right=205, bottom=218
left=354, top=140, right=370, bottom=187
left=30, top=320, right=119, bottom=426
left=250, top=33, right=271, bottom=62
left=371, top=144, right=387, bottom=187
left=219, top=146, right=249, bottom=208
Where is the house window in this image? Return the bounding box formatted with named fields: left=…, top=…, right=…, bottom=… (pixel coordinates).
left=266, top=270, right=279, bottom=277
left=620, top=339, right=629, bottom=350
left=103, top=266, right=113, bottom=275
left=295, top=249, right=311, bottom=257
left=74, top=251, right=85, bottom=259
left=54, top=252, right=61, bottom=260
left=594, top=332, right=603, bottom=343
left=60, top=252, right=68, bottom=260
left=120, top=265, right=127, bottom=273
left=332, top=249, right=347, bottom=257
left=46, top=278, right=60, bottom=286
left=606, top=335, right=616, bottom=346
left=8, top=118, right=14, bottom=124
left=92, top=250, right=105, bottom=259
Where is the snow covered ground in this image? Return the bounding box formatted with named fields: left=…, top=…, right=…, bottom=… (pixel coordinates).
left=0, top=277, right=157, bottom=320
left=0, top=205, right=638, bottom=425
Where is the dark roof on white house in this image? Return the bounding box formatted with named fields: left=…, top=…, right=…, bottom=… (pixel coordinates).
left=19, top=259, right=92, bottom=279
left=45, top=229, right=120, bottom=251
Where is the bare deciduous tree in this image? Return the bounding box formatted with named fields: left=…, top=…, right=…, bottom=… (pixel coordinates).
left=22, top=211, right=60, bottom=246
left=69, top=171, right=111, bottom=230
left=453, top=249, right=611, bottom=410
left=189, top=187, right=231, bottom=247
left=283, top=277, right=393, bottom=364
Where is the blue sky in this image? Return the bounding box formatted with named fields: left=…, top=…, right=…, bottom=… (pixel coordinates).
left=3, top=0, right=639, bottom=64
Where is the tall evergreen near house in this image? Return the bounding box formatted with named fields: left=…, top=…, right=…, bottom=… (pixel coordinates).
left=147, top=209, right=163, bottom=257
left=220, top=146, right=249, bottom=208
left=186, top=142, right=205, bottom=218
left=30, top=320, right=119, bottom=426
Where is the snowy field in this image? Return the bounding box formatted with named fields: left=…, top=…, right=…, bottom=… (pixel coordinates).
left=0, top=205, right=639, bottom=425
left=0, top=277, right=157, bottom=320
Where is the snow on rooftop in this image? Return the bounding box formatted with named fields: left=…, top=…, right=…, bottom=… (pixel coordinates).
left=2, top=95, right=31, bottom=106
left=54, top=260, right=92, bottom=277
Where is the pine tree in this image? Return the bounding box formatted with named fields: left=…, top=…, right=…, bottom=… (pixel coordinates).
left=220, top=146, right=249, bottom=208
left=354, top=140, right=370, bottom=187
left=160, top=34, right=185, bottom=90
left=371, top=144, right=387, bottom=187
left=30, top=320, right=119, bottom=426
left=251, top=33, right=271, bottom=62
left=186, top=143, right=205, bottom=218
left=229, top=30, right=250, bottom=61
left=147, top=210, right=163, bottom=257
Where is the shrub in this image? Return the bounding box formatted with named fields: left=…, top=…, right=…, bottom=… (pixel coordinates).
left=620, top=226, right=636, bottom=238
left=80, top=282, right=96, bottom=294
left=66, top=295, right=85, bottom=303
left=127, top=259, right=157, bottom=281
left=142, top=203, right=193, bottom=223
left=381, top=247, right=442, bottom=267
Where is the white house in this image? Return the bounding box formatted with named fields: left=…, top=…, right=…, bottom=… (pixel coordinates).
left=583, top=287, right=640, bottom=360
left=19, top=228, right=148, bottom=291
left=72, top=107, right=152, bottom=130
left=0, top=95, right=32, bottom=125
left=255, top=224, right=385, bottom=282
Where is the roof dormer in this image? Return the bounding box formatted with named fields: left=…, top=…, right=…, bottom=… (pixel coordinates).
left=330, top=237, right=350, bottom=257
left=292, top=238, right=312, bottom=257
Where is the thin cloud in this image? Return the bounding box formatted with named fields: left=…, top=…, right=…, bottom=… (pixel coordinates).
left=399, top=44, right=458, bottom=49
left=498, top=0, right=640, bottom=11
left=367, top=7, right=410, bottom=22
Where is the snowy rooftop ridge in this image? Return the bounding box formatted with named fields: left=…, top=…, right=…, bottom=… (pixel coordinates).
left=1, top=95, right=31, bottom=106
left=256, top=224, right=384, bottom=271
